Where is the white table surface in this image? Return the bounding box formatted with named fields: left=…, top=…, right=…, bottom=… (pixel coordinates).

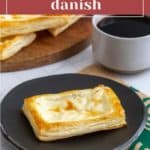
left=1, top=45, right=150, bottom=150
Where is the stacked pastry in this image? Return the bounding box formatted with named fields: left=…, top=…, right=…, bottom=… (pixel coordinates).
left=0, top=15, right=82, bottom=61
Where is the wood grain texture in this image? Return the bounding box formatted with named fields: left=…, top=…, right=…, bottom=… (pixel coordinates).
left=0, top=18, right=92, bottom=72
left=80, top=64, right=148, bottom=97
left=80, top=64, right=125, bottom=84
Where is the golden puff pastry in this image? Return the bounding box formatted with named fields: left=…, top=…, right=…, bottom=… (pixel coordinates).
left=0, top=33, right=36, bottom=61
left=0, top=15, right=68, bottom=38
left=48, top=15, right=82, bottom=36
left=22, top=85, right=126, bottom=141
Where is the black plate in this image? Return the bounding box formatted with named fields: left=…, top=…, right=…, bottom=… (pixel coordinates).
left=1, top=74, right=146, bottom=150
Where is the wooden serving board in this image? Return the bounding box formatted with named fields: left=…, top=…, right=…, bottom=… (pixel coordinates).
left=80, top=64, right=149, bottom=98
left=0, top=18, right=92, bottom=72
left=80, top=64, right=125, bottom=84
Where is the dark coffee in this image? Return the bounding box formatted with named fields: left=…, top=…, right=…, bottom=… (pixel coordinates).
left=97, top=16, right=150, bottom=38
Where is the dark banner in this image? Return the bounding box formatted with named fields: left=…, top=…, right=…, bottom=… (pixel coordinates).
left=0, top=0, right=149, bottom=14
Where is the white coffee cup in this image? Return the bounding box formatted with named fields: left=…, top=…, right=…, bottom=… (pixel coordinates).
left=92, top=15, right=150, bottom=73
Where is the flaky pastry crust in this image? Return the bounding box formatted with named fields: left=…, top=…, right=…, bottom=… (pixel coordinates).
left=0, top=33, right=36, bottom=60
left=22, top=85, right=126, bottom=141
left=0, top=15, right=69, bottom=38
left=48, top=15, right=82, bottom=36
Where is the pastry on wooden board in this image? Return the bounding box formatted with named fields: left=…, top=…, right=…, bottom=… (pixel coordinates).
left=22, top=85, right=126, bottom=141
left=0, top=15, right=69, bottom=38
left=0, top=15, right=83, bottom=60
left=49, top=15, right=82, bottom=36
left=0, top=33, right=36, bottom=61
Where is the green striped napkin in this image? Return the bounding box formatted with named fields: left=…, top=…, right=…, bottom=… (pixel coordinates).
left=129, top=88, right=150, bottom=150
